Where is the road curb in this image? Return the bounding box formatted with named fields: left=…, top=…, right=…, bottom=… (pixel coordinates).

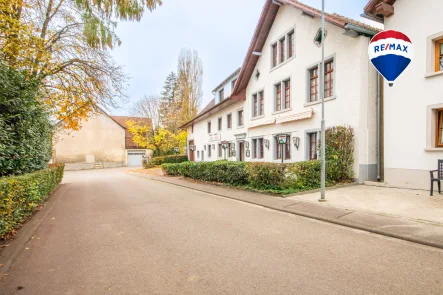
left=129, top=172, right=443, bottom=250
left=0, top=184, right=67, bottom=275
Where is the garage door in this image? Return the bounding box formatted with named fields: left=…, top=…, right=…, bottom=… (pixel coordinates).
left=127, top=151, right=146, bottom=167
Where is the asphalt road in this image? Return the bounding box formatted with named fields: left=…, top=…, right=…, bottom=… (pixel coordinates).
left=1, top=168, right=443, bottom=294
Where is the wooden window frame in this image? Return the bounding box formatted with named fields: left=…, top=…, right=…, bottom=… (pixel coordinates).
left=238, top=109, right=244, bottom=127
left=436, top=39, right=443, bottom=72
left=275, top=84, right=282, bottom=111
left=436, top=109, right=443, bottom=147
left=284, top=80, right=291, bottom=109
left=310, top=67, right=319, bottom=102
left=259, top=92, right=264, bottom=116
left=258, top=138, right=264, bottom=159
left=275, top=137, right=282, bottom=159
left=288, top=31, right=294, bottom=59
left=253, top=94, right=258, bottom=117
left=272, top=43, right=277, bottom=68
left=279, top=38, right=285, bottom=64
left=252, top=139, right=257, bottom=159
left=219, top=88, right=224, bottom=101
left=218, top=117, right=222, bottom=131
left=324, top=60, right=334, bottom=98
left=309, top=133, right=318, bottom=160
left=285, top=135, right=291, bottom=160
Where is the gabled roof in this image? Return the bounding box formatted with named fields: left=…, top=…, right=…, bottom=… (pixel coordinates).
left=111, top=116, right=152, bottom=129
left=232, top=0, right=382, bottom=100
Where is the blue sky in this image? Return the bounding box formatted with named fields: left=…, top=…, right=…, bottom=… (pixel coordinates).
left=110, top=0, right=379, bottom=116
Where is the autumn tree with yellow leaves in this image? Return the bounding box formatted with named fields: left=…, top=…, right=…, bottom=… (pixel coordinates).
left=0, top=0, right=162, bottom=130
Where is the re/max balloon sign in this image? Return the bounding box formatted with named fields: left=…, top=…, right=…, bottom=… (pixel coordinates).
left=368, top=30, right=414, bottom=86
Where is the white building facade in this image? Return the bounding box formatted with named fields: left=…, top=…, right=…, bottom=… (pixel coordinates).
left=364, top=0, right=443, bottom=190
left=183, top=0, right=381, bottom=183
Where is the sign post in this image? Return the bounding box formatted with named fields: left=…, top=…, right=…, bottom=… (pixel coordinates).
left=277, top=134, right=287, bottom=164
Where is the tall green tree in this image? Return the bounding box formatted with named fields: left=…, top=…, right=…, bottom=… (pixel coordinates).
left=0, top=63, right=52, bottom=176
left=159, top=71, right=179, bottom=132
left=0, top=0, right=163, bottom=130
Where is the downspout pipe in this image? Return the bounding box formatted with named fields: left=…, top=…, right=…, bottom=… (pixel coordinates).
left=376, top=73, right=381, bottom=181
left=344, top=24, right=381, bottom=181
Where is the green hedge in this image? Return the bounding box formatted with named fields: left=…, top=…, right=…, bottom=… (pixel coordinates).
left=163, top=161, right=332, bottom=194
left=143, top=155, right=188, bottom=168
left=161, top=126, right=354, bottom=194
left=162, top=161, right=248, bottom=185
left=0, top=163, right=65, bottom=240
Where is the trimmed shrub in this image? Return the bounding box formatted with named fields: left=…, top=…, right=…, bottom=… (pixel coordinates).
left=161, top=163, right=180, bottom=176
left=0, top=64, right=53, bottom=177
left=0, top=163, right=65, bottom=240
left=174, top=161, right=248, bottom=185
left=143, top=155, right=188, bottom=168
left=246, top=162, right=289, bottom=190
left=324, top=126, right=355, bottom=182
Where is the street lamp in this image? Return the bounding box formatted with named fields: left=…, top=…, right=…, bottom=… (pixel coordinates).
left=319, top=0, right=327, bottom=202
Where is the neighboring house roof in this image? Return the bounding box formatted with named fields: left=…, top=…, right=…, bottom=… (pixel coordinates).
left=231, top=0, right=382, bottom=100
left=111, top=116, right=152, bottom=150
left=363, top=0, right=396, bottom=19
left=110, top=116, right=152, bottom=129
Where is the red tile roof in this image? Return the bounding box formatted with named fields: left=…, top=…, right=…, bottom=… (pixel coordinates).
left=232, top=0, right=381, bottom=100
left=110, top=116, right=152, bottom=129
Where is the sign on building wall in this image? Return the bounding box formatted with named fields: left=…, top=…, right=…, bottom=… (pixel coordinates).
left=209, top=134, right=221, bottom=142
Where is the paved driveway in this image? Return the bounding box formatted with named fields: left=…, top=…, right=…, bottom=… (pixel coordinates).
left=1, top=168, right=443, bottom=294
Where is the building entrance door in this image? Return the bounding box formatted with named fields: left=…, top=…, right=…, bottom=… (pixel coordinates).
left=189, top=140, right=195, bottom=162
left=239, top=142, right=245, bottom=162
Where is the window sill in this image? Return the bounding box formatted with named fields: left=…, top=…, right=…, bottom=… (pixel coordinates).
left=251, top=115, right=265, bottom=121
left=304, top=95, right=337, bottom=107
left=237, top=125, right=245, bottom=129
left=270, top=56, right=295, bottom=73
left=272, top=108, right=292, bottom=115
left=424, top=71, right=443, bottom=78
left=424, top=148, right=443, bottom=152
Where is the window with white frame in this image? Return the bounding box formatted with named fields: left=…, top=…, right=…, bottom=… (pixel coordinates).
left=219, top=88, right=224, bottom=101
left=208, top=145, right=212, bottom=157
left=271, top=28, right=295, bottom=69
left=207, top=121, right=211, bottom=134
left=308, top=58, right=334, bottom=102
left=218, top=117, right=222, bottom=131
left=252, top=91, right=264, bottom=118
left=227, top=113, right=232, bottom=129
left=218, top=144, right=222, bottom=157
left=274, top=78, right=291, bottom=112
left=252, top=138, right=264, bottom=159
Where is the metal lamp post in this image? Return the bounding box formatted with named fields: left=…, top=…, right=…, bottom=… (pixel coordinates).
left=319, top=0, right=327, bottom=202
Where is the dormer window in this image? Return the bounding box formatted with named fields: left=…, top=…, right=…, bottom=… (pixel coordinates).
left=219, top=88, right=224, bottom=101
